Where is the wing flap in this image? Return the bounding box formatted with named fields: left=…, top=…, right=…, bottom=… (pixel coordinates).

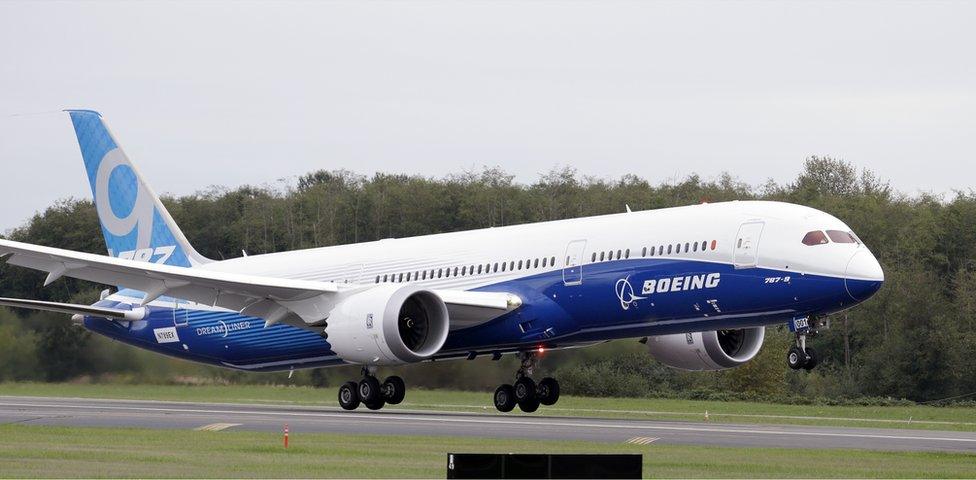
left=0, top=297, right=147, bottom=321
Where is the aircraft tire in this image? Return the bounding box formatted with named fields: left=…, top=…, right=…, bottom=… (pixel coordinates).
left=513, top=377, right=537, bottom=403
left=494, top=384, right=517, bottom=412
left=359, top=376, right=381, bottom=403
left=802, top=347, right=818, bottom=371
left=338, top=381, right=361, bottom=410
left=383, top=376, right=406, bottom=405
left=364, top=397, right=386, bottom=410
left=787, top=346, right=805, bottom=370
left=538, top=377, right=560, bottom=406
left=518, top=396, right=540, bottom=413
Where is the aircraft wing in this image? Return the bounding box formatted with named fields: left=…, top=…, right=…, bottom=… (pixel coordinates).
left=0, top=296, right=148, bottom=321
left=0, top=239, right=520, bottom=329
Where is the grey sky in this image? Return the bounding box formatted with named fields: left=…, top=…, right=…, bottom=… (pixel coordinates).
left=1, top=1, right=974, bottom=231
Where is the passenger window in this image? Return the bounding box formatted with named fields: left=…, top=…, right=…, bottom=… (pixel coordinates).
left=642, top=247, right=647, bottom=257
left=803, top=231, right=830, bottom=246
left=616, top=249, right=622, bottom=259
left=685, top=243, right=690, bottom=253
left=510, top=261, right=515, bottom=270
left=693, top=242, right=698, bottom=252
left=551, top=256, right=556, bottom=265
left=453, top=267, right=459, bottom=276
left=826, top=230, right=857, bottom=244
left=501, top=262, right=507, bottom=272
left=398, top=273, right=404, bottom=282
left=534, top=258, right=539, bottom=268
left=518, top=260, right=523, bottom=270
left=711, top=240, right=717, bottom=250
left=701, top=241, right=707, bottom=251
left=461, top=266, right=467, bottom=276
left=625, top=248, right=630, bottom=259
left=667, top=245, right=672, bottom=254
left=658, top=245, right=663, bottom=255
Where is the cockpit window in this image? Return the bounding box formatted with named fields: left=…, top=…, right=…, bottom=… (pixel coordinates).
left=827, top=230, right=858, bottom=244
left=802, top=231, right=829, bottom=246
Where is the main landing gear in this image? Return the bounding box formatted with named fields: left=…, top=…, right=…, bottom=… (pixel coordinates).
left=493, top=352, right=560, bottom=413
left=338, top=367, right=406, bottom=411
left=787, top=316, right=821, bottom=371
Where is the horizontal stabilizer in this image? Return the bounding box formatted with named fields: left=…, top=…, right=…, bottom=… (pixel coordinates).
left=0, top=297, right=147, bottom=321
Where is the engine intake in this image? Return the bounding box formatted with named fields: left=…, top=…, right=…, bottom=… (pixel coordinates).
left=645, top=327, right=765, bottom=371
left=325, top=284, right=450, bottom=365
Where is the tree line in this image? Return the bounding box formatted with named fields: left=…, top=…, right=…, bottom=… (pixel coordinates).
left=1, top=157, right=975, bottom=405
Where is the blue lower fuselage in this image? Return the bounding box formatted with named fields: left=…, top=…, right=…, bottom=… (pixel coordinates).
left=84, top=258, right=881, bottom=372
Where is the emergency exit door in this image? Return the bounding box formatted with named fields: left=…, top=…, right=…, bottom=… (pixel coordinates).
left=733, top=221, right=765, bottom=268
left=563, top=240, right=586, bottom=286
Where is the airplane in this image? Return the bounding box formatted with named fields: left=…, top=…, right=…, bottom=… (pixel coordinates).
left=0, top=110, right=884, bottom=412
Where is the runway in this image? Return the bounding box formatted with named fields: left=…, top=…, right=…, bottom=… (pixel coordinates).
left=2, top=396, right=975, bottom=453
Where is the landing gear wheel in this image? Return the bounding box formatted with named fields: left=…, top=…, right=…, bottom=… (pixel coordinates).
left=494, top=384, right=517, bottom=412
left=537, top=377, right=560, bottom=406
left=787, top=345, right=805, bottom=370
left=338, top=381, right=361, bottom=410
left=513, top=377, right=537, bottom=403
left=382, top=376, right=406, bottom=405
left=359, top=376, right=381, bottom=403
left=364, top=397, right=386, bottom=410
left=518, top=395, right=540, bottom=413
left=802, top=347, right=818, bottom=371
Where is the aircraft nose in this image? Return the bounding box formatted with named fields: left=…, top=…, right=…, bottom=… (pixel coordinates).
left=844, top=249, right=884, bottom=301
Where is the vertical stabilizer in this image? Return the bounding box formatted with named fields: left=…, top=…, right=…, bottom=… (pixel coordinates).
left=66, top=110, right=209, bottom=267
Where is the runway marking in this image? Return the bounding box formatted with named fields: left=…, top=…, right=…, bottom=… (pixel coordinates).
left=194, top=423, right=241, bottom=432
left=8, top=395, right=972, bottom=428
left=401, top=403, right=976, bottom=428
left=2, top=400, right=976, bottom=445
left=625, top=436, right=659, bottom=445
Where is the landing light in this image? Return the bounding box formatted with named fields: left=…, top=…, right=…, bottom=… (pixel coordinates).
left=537, top=346, right=545, bottom=354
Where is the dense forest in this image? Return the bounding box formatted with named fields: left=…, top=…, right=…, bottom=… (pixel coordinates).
left=2, top=157, right=975, bottom=405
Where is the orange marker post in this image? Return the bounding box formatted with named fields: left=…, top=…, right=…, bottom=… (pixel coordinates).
left=284, top=424, right=289, bottom=448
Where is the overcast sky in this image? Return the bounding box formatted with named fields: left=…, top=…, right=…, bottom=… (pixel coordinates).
left=1, top=1, right=973, bottom=231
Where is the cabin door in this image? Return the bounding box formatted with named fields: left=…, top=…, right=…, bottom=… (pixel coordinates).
left=563, top=240, right=587, bottom=286
left=733, top=221, right=765, bottom=268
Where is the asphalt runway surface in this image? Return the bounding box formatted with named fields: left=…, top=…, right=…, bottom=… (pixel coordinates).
left=1, top=396, right=975, bottom=453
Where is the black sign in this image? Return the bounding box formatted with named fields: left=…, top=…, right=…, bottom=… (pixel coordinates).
left=447, top=453, right=642, bottom=479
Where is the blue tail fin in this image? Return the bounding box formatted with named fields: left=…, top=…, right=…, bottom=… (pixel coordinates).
left=66, top=110, right=209, bottom=267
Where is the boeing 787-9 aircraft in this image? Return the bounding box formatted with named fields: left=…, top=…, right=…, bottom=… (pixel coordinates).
left=0, top=110, right=884, bottom=412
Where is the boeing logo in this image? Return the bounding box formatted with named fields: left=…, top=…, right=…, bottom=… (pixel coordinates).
left=614, top=278, right=647, bottom=310
left=642, top=273, right=721, bottom=296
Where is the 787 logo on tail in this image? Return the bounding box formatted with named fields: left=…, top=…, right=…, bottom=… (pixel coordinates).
left=111, top=245, right=177, bottom=264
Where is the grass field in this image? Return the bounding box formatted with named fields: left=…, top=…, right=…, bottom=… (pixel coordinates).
left=2, top=382, right=974, bottom=432
left=0, top=424, right=974, bottom=478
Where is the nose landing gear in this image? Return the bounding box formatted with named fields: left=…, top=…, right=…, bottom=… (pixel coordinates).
left=787, top=316, right=822, bottom=371
left=492, top=351, right=560, bottom=413
left=338, top=367, right=406, bottom=411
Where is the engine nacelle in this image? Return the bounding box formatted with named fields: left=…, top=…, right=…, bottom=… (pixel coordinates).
left=325, top=284, right=450, bottom=365
left=646, top=327, right=765, bottom=371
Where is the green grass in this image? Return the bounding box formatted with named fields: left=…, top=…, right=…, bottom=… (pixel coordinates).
left=2, top=382, right=974, bottom=432
left=0, top=424, right=973, bottom=478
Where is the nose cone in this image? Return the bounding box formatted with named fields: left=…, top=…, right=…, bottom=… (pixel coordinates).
left=845, top=249, right=884, bottom=301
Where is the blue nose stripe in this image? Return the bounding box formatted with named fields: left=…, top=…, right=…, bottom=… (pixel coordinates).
left=845, top=278, right=883, bottom=302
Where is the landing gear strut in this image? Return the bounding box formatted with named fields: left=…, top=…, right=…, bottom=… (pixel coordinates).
left=493, top=351, right=560, bottom=413
left=787, top=316, right=821, bottom=371
left=338, top=367, right=406, bottom=411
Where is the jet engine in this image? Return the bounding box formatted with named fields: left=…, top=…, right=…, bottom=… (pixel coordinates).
left=645, top=327, right=765, bottom=371
left=324, top=284, right=450, bottom=365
